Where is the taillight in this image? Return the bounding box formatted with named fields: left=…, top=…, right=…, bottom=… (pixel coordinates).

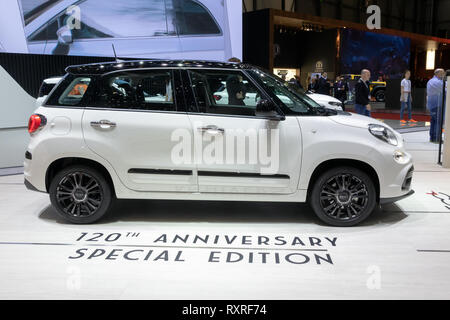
left=213, top=94, right=222, bottom=101
left=28, top=114, right=47, bottom=134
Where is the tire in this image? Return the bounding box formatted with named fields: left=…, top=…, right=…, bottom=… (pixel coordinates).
left=49, top=165, right=112, bottom=224
left=374, top=89, right=385, bottom=102
left=309, top=167, right=377, bottom=227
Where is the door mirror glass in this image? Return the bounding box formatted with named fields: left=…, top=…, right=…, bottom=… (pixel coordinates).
left=255, top=99, right=285, bottom=121
left=57, top=25, right=73, bottom=45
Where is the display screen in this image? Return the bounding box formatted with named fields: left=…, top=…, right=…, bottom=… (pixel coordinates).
left=0, top=0, right=242, bottom=61
left=340, top=29, right=410, bottom=80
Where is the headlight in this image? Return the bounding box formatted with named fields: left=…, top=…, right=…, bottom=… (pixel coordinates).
left=368, top=124, right=398, bottom=146
left=328, top=101, right=342, bottom=107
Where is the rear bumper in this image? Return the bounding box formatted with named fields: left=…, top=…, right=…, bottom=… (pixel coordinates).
left=380, top=189, right=415, bottom=205
left=24, top=178, right=46, bottom=194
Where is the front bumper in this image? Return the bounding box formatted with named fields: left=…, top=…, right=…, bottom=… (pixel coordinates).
left=380, top=189, right=415, bottom=205
left=379, top=165, right=414, bottom=204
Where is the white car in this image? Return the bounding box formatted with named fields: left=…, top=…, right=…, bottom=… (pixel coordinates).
left=23, top=0, right=226, bottom=60
left=24, top=60, right=414, bottom=227
left=213, top=82, right=344, bottom=111
left=35, top=76, right=63, bottom=107
left=307, top=92, right=344, bottom=110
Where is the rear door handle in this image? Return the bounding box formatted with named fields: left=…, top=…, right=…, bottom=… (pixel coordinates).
left=198, top=125, right=225, bottom=135
left=90, top=120, right=117, bottom=129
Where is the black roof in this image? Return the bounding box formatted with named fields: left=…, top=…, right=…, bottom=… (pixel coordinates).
left=65, top=59, right=252, bottom=75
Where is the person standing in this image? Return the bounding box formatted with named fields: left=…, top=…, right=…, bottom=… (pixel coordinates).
left=354, top=69, right=372, bottom=117
left=400, top=70, right=416, bottom=123
left=288, top=76, right=303, bottom=90
left=334, top=75, right=349, bottom=111
left=307, top=76, right=313, bottom=91
left=313, top=75, right=320, bottom=92
left=226, top=74, right=246, bottom=106
left=295, top=75, right=304, bottom=89
left=317, top=72, right=331, bottom=95
left=427, top=69, right=446, bottom=143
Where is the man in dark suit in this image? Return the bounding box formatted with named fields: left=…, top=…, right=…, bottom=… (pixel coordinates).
left=354, top=69, right=372, bottom=117
left=226, top=75, right=246, bottom=105
left=317, top=72, right=331, bottom=95
left=334, top=75, right=349, bottom=110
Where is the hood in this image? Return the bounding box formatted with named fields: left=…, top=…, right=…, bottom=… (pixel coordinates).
left=308, top=92, right=340, bottom=102
left=329, top=112, right=391, bottom=130
left=329, top=113, right=404, bottom=147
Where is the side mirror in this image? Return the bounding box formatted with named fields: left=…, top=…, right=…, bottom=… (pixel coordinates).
left=255, top=99, right=285, bottom=121
left=57, top=25, right=73, bottom=45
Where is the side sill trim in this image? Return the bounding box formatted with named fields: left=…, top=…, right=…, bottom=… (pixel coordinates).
left=198, top=171, right=290, bottom=179
left=128, top=169, right=192, bottom=175
left=127, top=169, right=290, bottom=180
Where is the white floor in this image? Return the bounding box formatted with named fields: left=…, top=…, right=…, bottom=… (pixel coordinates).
left=0, top=130, right=449, bottom=300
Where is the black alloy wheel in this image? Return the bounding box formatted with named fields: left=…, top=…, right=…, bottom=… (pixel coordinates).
left=49, top=165, right=112, bottom=224
left=310, top=167, right=376, bottom=227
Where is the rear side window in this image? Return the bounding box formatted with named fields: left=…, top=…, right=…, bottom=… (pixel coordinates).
left=45, top=75, right=92, bottom=106
left=92, top=70, right=176, bottom=112
left=173, top=0, right=221, bottom=35
left=38, top=80, right=58, bottom=97
left=58, top=77, right=91, bottom=105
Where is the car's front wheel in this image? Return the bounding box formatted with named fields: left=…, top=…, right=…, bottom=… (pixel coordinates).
left=309, top=167, right=377, bottom=227
left=49, top=165, right=112, bottom=224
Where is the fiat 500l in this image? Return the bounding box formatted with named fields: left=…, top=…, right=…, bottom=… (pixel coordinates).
left=24, top=60, right=414, bottom=226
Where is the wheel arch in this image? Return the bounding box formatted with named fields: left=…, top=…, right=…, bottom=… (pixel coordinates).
left=306, top=158, right=380, bottom=202
left=45, top=157, right=115, bottom=195
left=371, top=85, right=385, bottom=94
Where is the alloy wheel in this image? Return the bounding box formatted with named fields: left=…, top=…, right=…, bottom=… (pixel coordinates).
left=55, top=172, right=103, bottom=217
left=319, top=173, right=369, bottom=221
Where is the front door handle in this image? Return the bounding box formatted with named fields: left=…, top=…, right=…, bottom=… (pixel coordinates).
left=198, top=125, right=225, bottom=135
left=90, top=120, right=117, bottom=130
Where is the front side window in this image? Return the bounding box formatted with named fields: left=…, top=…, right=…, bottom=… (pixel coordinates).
left=248, top=70, right=320, bottom=114
left=94, top=70, right=175, bottom=111
left=173, top=0, right=221, bottom=35
left=188, top=69, right=265, bottom=117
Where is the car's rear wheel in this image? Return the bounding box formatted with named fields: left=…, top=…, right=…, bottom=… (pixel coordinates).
left=309, top=167, right=377, bottom=227
left=49, top=165, right=112, bottom=224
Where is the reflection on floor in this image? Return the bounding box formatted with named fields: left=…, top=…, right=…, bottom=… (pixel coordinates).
left=0, top=131, right=449, bottom=299
left=379, top=119, right=429, bottom=131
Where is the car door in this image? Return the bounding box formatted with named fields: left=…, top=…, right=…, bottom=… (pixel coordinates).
left=82, top=68, right=197, bottom=193
left=183, top=69, right=302, bottom=194
left=40, top=0, right=182, bottom=57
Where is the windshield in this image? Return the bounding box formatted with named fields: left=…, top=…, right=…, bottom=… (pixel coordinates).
left=287, top=83, right=324, bottom=108
left=248, top=69, right=323, bottom=114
